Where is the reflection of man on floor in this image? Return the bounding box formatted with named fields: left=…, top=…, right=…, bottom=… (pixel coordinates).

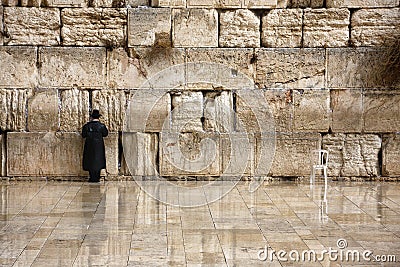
left=82, top=110, right=108, bottom=183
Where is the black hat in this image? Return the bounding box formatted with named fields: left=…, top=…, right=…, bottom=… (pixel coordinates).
left=91, top=109, right=102, bottom=119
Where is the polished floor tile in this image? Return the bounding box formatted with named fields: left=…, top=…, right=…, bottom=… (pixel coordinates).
left=0, top=180, right=399, bottom=266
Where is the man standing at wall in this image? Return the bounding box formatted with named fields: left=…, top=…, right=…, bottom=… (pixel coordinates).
left=82, top=110, right=108, bottom=183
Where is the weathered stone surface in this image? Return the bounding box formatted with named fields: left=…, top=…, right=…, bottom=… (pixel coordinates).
left=107, top=47, right=185, bottom=89
left=0, top=7, right=3, bottom=45
left=7, top=132, right=86, bottom=176
left=219, top=9, right=260, bottom=48
left=102, top=133, right=119, bottom=176
left=322, top=134, right=381, bottom=177
left=151, top=0, right=185, bottom=7
left=4, top=7, right=60, bottom=46
left=0, top=89, right=27, bottom=131
left=203, top=91, right=234, bottom=133
left=351, top=8, right=400, bottom=47
left=330, top=89, right=362, bottom=132
left=363, top=90, right=400, bottom=133
left=126, top=0, right=149, bottom=7
left=60, top=88, right=90, bottom=132
left=92, top=90, right=127, bottom=132
left=172, top=9, right=218, bottom=47
left=61, top=8, right=127, bottom=46
left=270, top=133, right=322, bottom=176
left=39, top=47, right=106, bottom=88
left=327, top=48, right=391, bottom=88
left=171, top=91, right=203, bottom=132
left=47, top=0, right=86, bottom=7
left=122, top=132, right=158, bottom=176
left=256, top=48, right=325, bottom=89
left=0, top=135, right=4, bottom=176
left=187, top=0, right=241, bottom=8
left=160, top=132, right=220, bottom=176
left=290, top=0, right=323, bottom=7
left=326, top=0, right=398, bottom=8
left=262, top=9, right=303, bottom=48
left=221, top=133, right=255, bottom=176
left=303, top=8, right=350, bottom=47
left=128, top=8, right=171, bottom=47
left=91, top=0, right=125, bottom=7
left=126, top=91, right=171, bottom=132
left=243, top=0, right=277, bottom=8
left=382, top=134, right=400, bottom=176
left=27, top=90, right=59, bottom=132
left=186, top=48, right=255, bottom=81
left=264, top=89, right=293, bottom=133
left=293, top=89, right=330, bottom=132
left=0, top=47, right=38, bottom=88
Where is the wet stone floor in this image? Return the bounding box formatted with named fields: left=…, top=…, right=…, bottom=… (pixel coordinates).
left=0, top=180, right=399, bottom=267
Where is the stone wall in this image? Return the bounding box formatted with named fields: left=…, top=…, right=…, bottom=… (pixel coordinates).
left=0, top=0, right=399, bottom=179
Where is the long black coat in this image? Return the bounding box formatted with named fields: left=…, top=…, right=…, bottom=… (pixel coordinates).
left=82, top=121, right=108, bottom=171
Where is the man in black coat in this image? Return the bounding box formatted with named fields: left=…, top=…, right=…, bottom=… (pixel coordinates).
left=82, top=109, right=109, bottom=183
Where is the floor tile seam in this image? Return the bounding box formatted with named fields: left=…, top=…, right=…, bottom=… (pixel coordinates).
left=127, top=187, right=146, bottom=266
left=203, top=186, right=228, bottom=267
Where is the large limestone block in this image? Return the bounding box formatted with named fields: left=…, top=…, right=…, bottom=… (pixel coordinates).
left=122, top=132, right=158, bottom=176
left=382, top=134, right=400, bottom=176
left=102, top=133, right=119, bottom=176
left=170, top=91, right=203, bottom=132
left=363, top=90, right=400, bottom=133
left=187, top=0, right=241, bottom=8
left=262, top=9, right=303, bottom=48
left=126, top=0, right=149, bottom=7
left=322, top=134, right=381, bottom=177
left=0, top=135, right=4, bottom=176
left=264, top=89, right=293, bottom=133
left=39, top=47, right=106, bottom=88
left=220, top=133, right=255, bottom=176
left=290, top=0, right=323, bottom=7
left=326, top=0, right=398, bottom=8
left=0, top=7, right=3, bottom=45
left=186, top=48, right=255, bottom=81
left=107, top=47, right=185, bottom=89
left=0, top=47, right=38, bottom=88
left=128, top=8, right=171, bottom=47
left=255, top=48, right=325, bottom=89
left=0, top=89, right=27, bottom=131
left=47, top=0, right=86, bottom=7
left=330, top=89, right=362, bottom=132
left=60, top=88, right=90, bottom=132
left=219, top=9, right=260, bottom=48
left=172, top=9, right=218, bottom=47
left=7, top=132, right=85, bottom=176
left=160, top=132, right=220, bottom=176
left=270, top=133, right=321, bottom=176
left=27, top=90, right=59, bottom=132
left=303, top=8, right=350, bottom=47
left=235, top=90, right=276, bottom=134
left=4, top=7, right=60, bottom=46
left=151, top=0, right=185, bottom=7
left=91, top=0, right=126, bottom=7
left=61, top=8, right=127, bottom=47
left=243, top=0, right=278, bottom=8
left=125, top=91, right=171, bottom=132
left=327, top=48, right=390, bottom=88
left=203, top=91, right=234, bottom=133
left=351, top=8, right=400, bottom=46
left=293, top=89, right=330, bottom=132
left=92, top=90, right=127, bottom=132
